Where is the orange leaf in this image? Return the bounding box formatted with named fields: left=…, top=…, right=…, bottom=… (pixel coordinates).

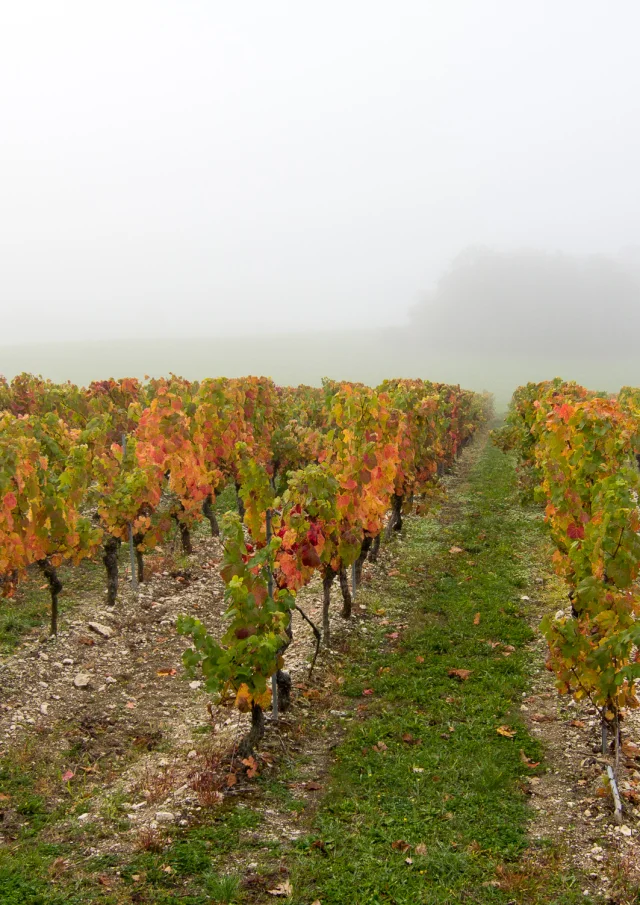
left=448, top=668, right=472, bottom=681
left=473, top=613, right=481, bottom=625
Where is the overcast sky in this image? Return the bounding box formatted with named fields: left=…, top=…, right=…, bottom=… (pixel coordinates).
left=2, top=1, right=639, bottom=343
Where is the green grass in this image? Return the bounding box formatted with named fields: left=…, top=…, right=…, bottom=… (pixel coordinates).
left=0, top=805, right=257, bottom=905
left=289, top=439, right=592, bottom=905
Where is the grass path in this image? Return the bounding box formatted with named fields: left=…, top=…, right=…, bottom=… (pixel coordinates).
left=287, top=435, right=590, bottom=904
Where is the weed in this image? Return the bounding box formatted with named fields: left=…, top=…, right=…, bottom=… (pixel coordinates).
left=202, top=871, right=241, bottom=902
left=132, top=760, right=179, bottom=805
left=135, top=825, right=167, bottom=852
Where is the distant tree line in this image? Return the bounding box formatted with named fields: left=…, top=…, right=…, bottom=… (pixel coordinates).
left=409, top=247, right=640, bottom=356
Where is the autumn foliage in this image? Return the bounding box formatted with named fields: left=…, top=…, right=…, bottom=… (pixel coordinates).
left=494, top=380, right=640, bottom=725
left=0, top=372, right=491, bottom=739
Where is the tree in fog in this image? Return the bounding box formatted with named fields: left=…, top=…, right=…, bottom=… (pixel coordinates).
left=410, top=247, right=640, bottom=356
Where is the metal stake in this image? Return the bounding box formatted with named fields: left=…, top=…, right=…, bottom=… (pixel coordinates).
left=122, top=433, right=138, bottom=591
left=266, top=509, right=278, bottom=722
left=352, top=560, right=357, bottom=602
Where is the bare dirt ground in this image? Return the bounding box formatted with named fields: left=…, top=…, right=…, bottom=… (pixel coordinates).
left=518, top=563, right=640, bottom=902
left=0, top=532, right=383, bottom=868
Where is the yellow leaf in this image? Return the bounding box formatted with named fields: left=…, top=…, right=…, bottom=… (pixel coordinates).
left=496, top=725, right=516, bottom=738
left=235, top=684, right=252, bottom=713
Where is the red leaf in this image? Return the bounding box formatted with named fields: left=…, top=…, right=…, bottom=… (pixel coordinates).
left=3, top=492, right=17, bottom=510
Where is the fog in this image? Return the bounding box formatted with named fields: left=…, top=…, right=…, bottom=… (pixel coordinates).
left=2, top=1, right=640, bottom=396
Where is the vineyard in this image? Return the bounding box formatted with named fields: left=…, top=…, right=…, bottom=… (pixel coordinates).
left=3, top=372, right=640, bottom=903
left=0, top=373, right=490, bottom=755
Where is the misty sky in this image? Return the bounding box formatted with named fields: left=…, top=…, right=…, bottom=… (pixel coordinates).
left=2, top=1, right=640, bottom=344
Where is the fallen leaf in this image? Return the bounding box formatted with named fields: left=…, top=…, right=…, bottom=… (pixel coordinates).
left=372, top=741, right=388, bottom=753
left=98, top=876, right=111, bottom=888
left=622, top=741, right=640, bottom=758
left=570, top=719, right=586, bottom=729
left=305, top=781, right=322, bottom=791
left=267, top=880, right=293, bottom=896
left=415, top=842, right=428, bottom=856
left=405, top=857, right=413, bottom=865
left=386, top=632, right=399, bottom=641
left=531, top=713, right=555, bottom=723
left=402, top=733, right=421, bottom=746
left=449, top=546, right=463, bottom=554
left=388, top=569, right=401, bottom=577
left=415, top=655, right=425, bottom=664
left=362, top=689, right=374, bottom=696
left=392, top=840, right=411, bottom=852
left=78, top=636, right=95, bottom=646
left=126, top=701, right=136, bottom=709
left=496, top=725, right=516, bottom=738
left=448, top=668, right=473, bottom=681
left=0, top=793, right=11, bottom=801
left=225, top=773, right=237, bottom=787
left=412, top=766, right=424, bottom=773
left=519, top=749, right=540, bottom=768
left=161, top=865, right=173, bottom=874
left=156, top=667, right=177, bottom=677
left=242, top=756, right=259, bottom=778
left=473, top=613, right=481, bottom=625
left=61, top=770, right=74, bottom=782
